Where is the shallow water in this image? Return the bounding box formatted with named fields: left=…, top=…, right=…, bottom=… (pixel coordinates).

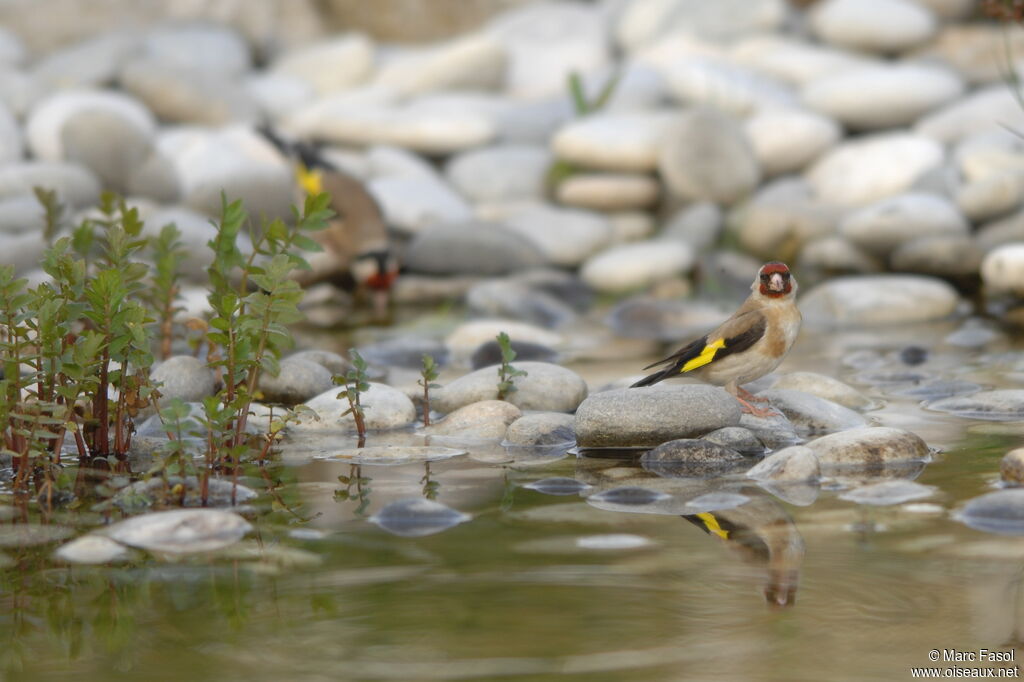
left=4, top=318, right=1024, bottom=681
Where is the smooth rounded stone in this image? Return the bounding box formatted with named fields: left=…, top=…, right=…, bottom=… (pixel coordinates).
left=957, top=171, right=1024, bottom=223
left=0, top=232, right=52, bottom=275
left=606, top=298, right=729, bottom=341
left=119, top=58, right=260, bottom=126
left=244, top=72, right=315, bottom=120
left=896, top=379, right=981, bottom=402
left=916, top=86, right=1024, bottom=145
left=325, top=445, right=466, bottom=466
left=747, top=445, right=820, bottom=482
left=370, top=498, right=471, bottom=537
left=445, top=320, right=562, bottom=362
left=838, top=192, right=968, bottom=257
left=802, top=65, right=962, bottom=131
left=977, top=210, right=1024, bottom=252
left=659, top=202, right=722, bottom=252
left=0, top=101, right=20, bottom=164
left=589, top=487, right=670, bottom=506
left=491, top=203, right=614, bottom=267
left=368, top=174, right=471, bottom=236
left=54, top=535, right=133, bottom=565
left=729, top=35, right=880, bottom=87
left=551, top=110, right=678, bottom=172
left=292, top=382, right=416, bottom=432
left=617, top=0, right=788, bottom=49
left=743, top=107, right=840, bottom=177
left=113, top=476, right=259, bottom=512
left=403, top=222, right=546, bottom=276
left=839, top=480, right=936, bottom=506
left=103, top=509, right=252, bottom=554
left=0, top=195, right=49, bottom=235
left=807, top=133, right=944, bottom=207
left=737, top=178, right=842, bottom=261
left=357, top=338, right=447, bottom=371
left=805, top=426, right=930, bottom=468
left=956, top=489, right=1024, bottom=536
left=659, top=107, right=760, bottom=205
left=661, top=55, right=797, bottom=116
left=504, top=412, right=576, bottom=447
left=150, top=356, right=217, bottom=403
left=257, top=358, right=334, bottom=406
left=445, top=144, right=549, bottom=203
left=140, top=24, right=250, bottom=76
left=702, top=426, right=764, bottom=457
left=770, top=372, right=875, bottom=411
left=523, top=476, right=592, bottom=495
left=432, top=362, right=587, bottom=414
left=0, top=160, right=100, bottom=208
left=158, top=126, right=293, bottom=221
left=508, top=268, right=595, bottom=311
left=640, top=438, right=747, bottom=477
left=758, top=389, right=867, bottom=435
left=799, top=236, right=882, bottom=275
left=913, top=24, right=1024, bottom=86
left=891, top=235, right=982, bottom=280
left=288, top=96, right=497, bottom=155
left=580, top=240, right=694, bottom=294
left=32, top=34, right=138, bottom=90
left=574, top=61, right=668, bottom=112
left=0, top=27, right=24, bottom=66
left=800, top=275, right=959, bottom=327
left=392, top=275, right=479, bottom=307
left=555, top=173, right=660, bottom=211
left=271, top=34, right=374, bottom=95
left=470, top=339, right=559, bottom=370
left=928, top=391, right=1024, bottom=421
left=466, top=280, right=576, bottom=329
left=810, top=0, right=937, bottom=54
left=425, top=400, right=522, bottom=440
left=982, top=244, right=1024, bottom=296
left=374, top=33, right=505, bottom=95
left=1001, top=449, right=1024, bottom=485
left=486, top=2, right=610, bottom=98
left=575, top=384, right=741, bottom=449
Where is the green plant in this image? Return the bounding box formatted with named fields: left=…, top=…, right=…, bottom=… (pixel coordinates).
left=420, top=462, right=440, bottom=501
left=418, top=354, right=440, bottom=426
left=335, top=464, right=372, bottom=515
left=495, top=332, right=528, bottom=401
left=334, top=350, right=370, bottom=447
left=545, top=69, right=622, bottom=191
left=147, top=223, right=187, bottom=360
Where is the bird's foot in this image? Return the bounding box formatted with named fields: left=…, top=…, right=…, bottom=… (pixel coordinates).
left=736, top=396, right=778, bottom=419
left=736, top=386, right=769, bottom=403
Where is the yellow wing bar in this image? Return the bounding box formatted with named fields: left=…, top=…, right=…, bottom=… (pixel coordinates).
left=296, top=162, right=324, bottom=196
left=681, top=338, right=725, bottom=373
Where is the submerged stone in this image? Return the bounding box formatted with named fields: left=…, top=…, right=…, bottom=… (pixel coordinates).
left=685, top=492, right=750, bottom=512
left=503, top=412, right=576, bottom=447
left=702, top=426, right=765, bottom=456
left=54, top=535, right=133, bottom=564
left=369, top=498, right=471, bottom=537
left=839, top=480, right=936, bottom=506
left=0, top=523, right=74, bottom=548
left=895, top=379, right=981, bottom=402
left=1001, top=448, right=1024, bottom=485
left=523, top=477, right=593, bottom=496
left=103, top=509, right=252, bottom=554
left=928, top=390, right=1024, bottom=421
left=957, top=489, right=1024, bottom=535
left=747, top=446, right=821, bottom=482
left=805, top=426, right=931, bottom=468
left=113, top=476, right=258, bottom=512
left=589, top=487, right=671, bottom=506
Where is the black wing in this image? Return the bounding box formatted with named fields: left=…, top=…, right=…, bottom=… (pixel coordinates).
left=630, top=313, right=767, bottom=388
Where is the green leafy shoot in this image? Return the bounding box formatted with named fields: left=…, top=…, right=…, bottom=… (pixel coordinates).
left=418, top=354, right=441, bottom=427
left=334, top=350, right=370, bottom=447
left=495, top=332, right=528, bottom=401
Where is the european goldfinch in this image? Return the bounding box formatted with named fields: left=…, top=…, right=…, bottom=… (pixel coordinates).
left=258, top=127, right=398, bottom=315
left=631, top=262, right=801, bottom=417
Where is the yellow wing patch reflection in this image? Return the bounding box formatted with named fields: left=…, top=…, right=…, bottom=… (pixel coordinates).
left=681, top=338, right=725, bottom=373
left=695, top=512, right=730, bottom=540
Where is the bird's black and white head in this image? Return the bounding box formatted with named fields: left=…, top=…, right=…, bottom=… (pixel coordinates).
left=754, top=262, right=796, bottom=299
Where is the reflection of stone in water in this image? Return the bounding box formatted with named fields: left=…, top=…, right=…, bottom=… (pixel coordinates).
left=369, top=498, right=470, bottom=537
left=685, top=492, right=750, bottom=513
left=588, top=486, right=670, bottom=506
left=683, top=493, right=804, bottom=608
left=523, top=476, right=592, bottom=496
left=956, top=489, right=1024, bottom=536
left=838, top=480, right=936, bottom=506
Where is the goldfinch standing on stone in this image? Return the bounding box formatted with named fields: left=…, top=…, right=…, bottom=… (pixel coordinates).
left=631, top=262, right=801, bottom=417
left=258, top=127, right=398, bottom=316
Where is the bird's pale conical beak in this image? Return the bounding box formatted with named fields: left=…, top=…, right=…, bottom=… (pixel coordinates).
left=769, top=273, right=784, bottom=292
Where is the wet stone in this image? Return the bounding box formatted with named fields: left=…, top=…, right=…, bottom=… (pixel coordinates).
left=53, top=535, right=133, bottom=565
left=758, top=389, right=868, bottom=435
left=702, top=426, right=765, bottom=457
left=102, top=509, right=252, bottom=554
left=433, top=362, right=586, bottom=414
left=150, top=355, right=217, bottom=403
left=324, top=446, right=466, bottom=466
left=806, top=426, right=931, bottom=469
left=356, top=337, right=448, bottom=370
left=286, top=349, right=354, bottom=376
left=257, top=357, right=334, bottom=405
left=425, top=400, right=521, bottom=440
left=523, top=477, right=593, bottom=496
left=369, top=498, right=471, bottom=537
left=928, top=391, right=1024, bottom=421
left=504, top=412, right=576, bottom=447
left=957, top=489, right=1024, bottom=536
left=640, top=438, right=746, bottom=477
left=895, top=380, right=980, bottom=402
left=470, top=339, right=559, bottom=370
left=1001, top=448, right=1024, bottom=485
left=113, top=476, right=258, bottom=512
left=839, top=480, right=937, bottom=506
left=769, top=372, right=875, bottom=411
left=685, top=492, right=751, bottom=513
left=854, top=369, right=932, bottom=388
left=747, top=446, right=821, bottom=482
left=739, top=411, right=803, bottom=450
left=588, top=487, right=671, bottom=506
